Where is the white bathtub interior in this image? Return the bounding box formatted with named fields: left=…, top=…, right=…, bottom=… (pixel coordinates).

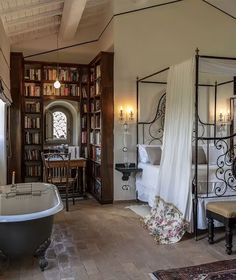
left=0, top=183, right=63, bottom=222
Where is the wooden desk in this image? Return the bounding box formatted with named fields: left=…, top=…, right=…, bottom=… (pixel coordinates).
left=45, top=157, right=87, bottom=196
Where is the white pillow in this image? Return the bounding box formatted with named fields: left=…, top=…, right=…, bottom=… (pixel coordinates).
left=137, top=144, right=162, bottom=163
left=202, top=143, right=224, bottom=165
left=145, top=146, right=162, bottom=165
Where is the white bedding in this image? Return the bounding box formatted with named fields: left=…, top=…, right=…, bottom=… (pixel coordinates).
left=136, top=162, right=236, bottom=229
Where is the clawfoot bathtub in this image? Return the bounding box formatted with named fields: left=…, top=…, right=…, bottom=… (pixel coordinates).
left=0, top=183, right=63, bottom=271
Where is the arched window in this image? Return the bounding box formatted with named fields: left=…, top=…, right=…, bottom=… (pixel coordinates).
left=45, top=106, right=72, bottom=144
left=53, top=111, right=67, bottom=140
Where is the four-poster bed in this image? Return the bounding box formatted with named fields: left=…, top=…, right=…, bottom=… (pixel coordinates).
left=136, top=50, right=236, bottom=242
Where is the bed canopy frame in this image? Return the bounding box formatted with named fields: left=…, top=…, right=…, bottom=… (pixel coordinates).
left=136, top=49, right=236, bottom=239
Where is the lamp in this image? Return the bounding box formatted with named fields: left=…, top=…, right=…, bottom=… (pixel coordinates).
left=53, top=33, right=61, bottom=89
left=218, top=111, right=224, bottom=122
left=119, top=106, right=134, bottom=123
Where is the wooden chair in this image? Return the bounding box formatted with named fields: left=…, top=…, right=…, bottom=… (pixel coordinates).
left=41, top=152, right=77, bottom=211
left=206, top=201, right=236, bottom=255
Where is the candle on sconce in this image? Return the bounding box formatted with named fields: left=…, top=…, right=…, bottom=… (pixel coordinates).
left=127, top=107, right=134, bottom=121
left=119, top=106, right=124, bottom=121
left=226, top=109, right=230, bottom=122
left=219, top=111, right=223, bottom=122
left=12, top=171, right=15, bottom=186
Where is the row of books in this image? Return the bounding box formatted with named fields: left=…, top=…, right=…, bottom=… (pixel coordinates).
left=44, top=67, right=79, bottom=82
left=24, top=116, right=40, bottom=129
left=90, top=146, right=101, bottom=163
left=25, top=149, right=41, bottom=161
left=43, top=84, right=80, bottom=96
left=25, top=68, right=41, bottom=81
left=25, top=132, right=41, bottom=144
left=96, top=64, right=101, bottom=79
left=90, top=131, right=101, bottom=145
left=90, top=68, right=95, bottom=82
left=81, top=73, right=89, bottom=83
left=25, top=84, right=40, bottom=97
left=81, top=131, right=87, bottom=144
left=92, top=163, right=101, bottom=179
left=25, top=165, right=41, bottom=177
left=24, top=67, right=90, bottom=83
left=91, top=115, right=101, bottom=129
left=81, top=116, right=87, bottom=129
left=25, top=101, right=40, bottom=113
left=95, top=79, right=101, bottom=96
left=81, top=146, right=88, bottom=158
left=94, top=180, right=101, bottom=197
left=91, top=99, right=101, bottom=112
left=82, top=87, right=88, bottom=98
left=82, top=103, right=88, bottom=113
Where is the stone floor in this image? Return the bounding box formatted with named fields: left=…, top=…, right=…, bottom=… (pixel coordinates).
left=0, top=198, right=234, bottom=280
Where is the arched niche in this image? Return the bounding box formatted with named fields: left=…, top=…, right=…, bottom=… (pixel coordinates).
left=44, top=100, right=80, bottom=146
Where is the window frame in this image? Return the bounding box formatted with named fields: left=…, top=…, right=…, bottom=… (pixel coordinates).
left=44, top=106, right=73, bottom=145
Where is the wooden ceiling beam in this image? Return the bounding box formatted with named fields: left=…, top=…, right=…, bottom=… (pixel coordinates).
left=5, top=9, right=63, bottom=27
left=59, top=0, right=87, bottom=41
left=8, top=18, right=60, bottom=37
left=0, top=0, right=64, bottom=16
left=10, top=27, right=58, bottom=44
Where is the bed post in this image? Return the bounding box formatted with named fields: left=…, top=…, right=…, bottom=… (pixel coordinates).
left=214, top=81, right=217, bottom=139
left=194, top=48, right=199, bottom=240
left=136, top=76, right=139, bottom=165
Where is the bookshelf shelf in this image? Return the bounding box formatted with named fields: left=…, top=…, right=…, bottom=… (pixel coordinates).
left=42, top=95, right=79, bottom=101
left=24, top=79, right=41, bottom=83
left=43, top=80, right=80, bottom=84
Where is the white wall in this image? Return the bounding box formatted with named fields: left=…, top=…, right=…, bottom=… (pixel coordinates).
left=0, top=20, right=10, bottom=185
left=113, top=0, right=236, bottom=200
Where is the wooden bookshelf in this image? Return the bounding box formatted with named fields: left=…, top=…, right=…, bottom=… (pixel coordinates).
left=22, top=61, right=84, bottom=182
left=88, top=52, right=114, bottom=203
left=9, top=52, right=113, bottom=196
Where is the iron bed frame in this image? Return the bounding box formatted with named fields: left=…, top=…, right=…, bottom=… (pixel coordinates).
left=136, top=50, right=236, bottom=240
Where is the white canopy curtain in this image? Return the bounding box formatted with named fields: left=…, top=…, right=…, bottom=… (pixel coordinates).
left=144, top=58, right=195, bottom=244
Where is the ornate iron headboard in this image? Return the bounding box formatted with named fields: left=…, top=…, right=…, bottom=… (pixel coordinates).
left=138, top=91, right=166, bottom=144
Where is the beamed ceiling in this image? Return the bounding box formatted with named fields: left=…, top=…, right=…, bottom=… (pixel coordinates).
left=0, top=0, right=235, bottom=47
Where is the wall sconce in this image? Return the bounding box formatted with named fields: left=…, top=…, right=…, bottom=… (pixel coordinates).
left=218, top=111, right=224, bottom=122
left=119, top=106, right=134, bottom=123
left=218, top=110, right=231, bottom=123
left=118, top=105, right=134, bottom=168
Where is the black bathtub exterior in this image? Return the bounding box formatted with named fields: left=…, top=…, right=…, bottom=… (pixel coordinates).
left=0, top=215, right=53, bottom=270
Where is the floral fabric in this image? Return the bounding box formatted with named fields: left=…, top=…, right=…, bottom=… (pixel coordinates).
left=143, top=197, right=189, bottom=244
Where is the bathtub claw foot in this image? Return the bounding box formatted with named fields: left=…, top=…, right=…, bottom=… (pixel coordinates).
left=39, top=257, right=48, bottom=272
left=34, top=238, right=51, bottom=271
left=0, top=250, right=7, bottom=262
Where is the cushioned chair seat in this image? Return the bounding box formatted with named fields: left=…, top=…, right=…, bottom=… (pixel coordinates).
left=206, top=202, right=236, bottom=218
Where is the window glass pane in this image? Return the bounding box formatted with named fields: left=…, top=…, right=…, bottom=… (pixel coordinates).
left=53, top=111, right=67, bottom=139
